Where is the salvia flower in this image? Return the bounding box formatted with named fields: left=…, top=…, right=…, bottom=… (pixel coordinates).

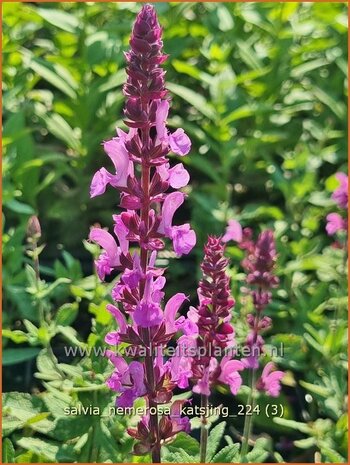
left=89, top=5, right=195, bottom=460
left=179, top=236, right=244, bottom=396
left=256, top=362, right=284, bottom=397
left=239, top=228, right=284, bottom=395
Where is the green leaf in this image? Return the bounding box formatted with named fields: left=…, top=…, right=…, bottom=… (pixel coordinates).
left=36, top=277, right=71, bottom=299
left=206, top=421, right=226, bottom=461
left=5, top=199, right=35, bottom=215
left=211, top=443, right=240, bottom=463
left=299, top=380, right=331, bottom=397
left=55, top=302, right=79, bottom=326
left=312, top=85, right=346, bottom=119
left=163, top=447, right=198, bottom=463
left=3, top=392, right=52, bottom=436
left=168, top=432, right=200, bottom=455
left=3, top=347, right=41, bottom=366
left=35, top=349, right=62, bottom=381
left=167, top=82, right=216, bottom=120
left=39, top=112, right=81, bottom=152
left=98, top=69, right=126, bottom=92
left=35, top=7, right=79, bottom=33
left=23, top=53, right=78, bottom=99
left=246, top=438, right=270, bottom=462
left=56, top=325, right=86, bottom=348
left=273, top=417, right=312, bottom=434
left=321, top=445, right=346, bottom=463
left=53, top=416, right=93, bottom=441
left=2, top=329, right=28, bottom=343
left=2, top=438, right=15, bottom=463
left=16, top=437, right=75, bottom=462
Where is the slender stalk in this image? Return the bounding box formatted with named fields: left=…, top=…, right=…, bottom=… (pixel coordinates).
left=241, top=290, right=261, bottom=462
left=240, top=368, right=256, bottom=462
left=200, top=394, right=209, bottom=463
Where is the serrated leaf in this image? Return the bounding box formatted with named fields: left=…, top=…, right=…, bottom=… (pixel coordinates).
left=55, top=302, right=79, bottom=326
left=207, top=421, right=226, bottom=461
left=211, top=443, right=240, bottom=463
left=163, top=447, right=198, bottom=463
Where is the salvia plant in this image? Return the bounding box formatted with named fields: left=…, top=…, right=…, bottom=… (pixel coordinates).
left=89, top=4, right=195, bottom=462
left=89, top=4, right=284, bottom=463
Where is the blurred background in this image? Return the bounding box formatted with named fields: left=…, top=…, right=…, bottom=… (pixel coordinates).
left=2, top=2, right=348, bottom=463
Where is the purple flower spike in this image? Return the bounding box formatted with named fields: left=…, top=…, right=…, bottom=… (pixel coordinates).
left=88, top=4, right=195, bottom=459
left=184, top=236, right=243, bottom=397
left=239, top=229, right=284, bottom=394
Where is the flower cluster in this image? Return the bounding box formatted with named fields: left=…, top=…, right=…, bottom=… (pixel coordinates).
left=89, top=4, right=195, bottom=458
left=240, top=228, right=284, bottom=396
left=169, top=236, right=244, bottom=397
left=326, top=172, right=348, bottom=236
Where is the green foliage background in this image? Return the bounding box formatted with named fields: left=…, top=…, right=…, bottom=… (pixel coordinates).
left=2, top=2, right=348, bottom=463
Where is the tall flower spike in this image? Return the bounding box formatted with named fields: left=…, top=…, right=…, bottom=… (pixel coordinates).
left=89, top=5, right=195, bottom=462
left=240, top=228, right=280, bottom=369
left=171, top=236, right=243, bottom=462
left=189, top=236, right=243, bottom=396
left=239, top=228, right=284, bottom=460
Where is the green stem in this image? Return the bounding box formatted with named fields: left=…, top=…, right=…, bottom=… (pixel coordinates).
left=200, top=394, right=209, bottom=463
left=240, top=368, right=256, bottom=462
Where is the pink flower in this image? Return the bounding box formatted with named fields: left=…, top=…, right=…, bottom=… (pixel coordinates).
left=257, top=362, right=284, bottom=397
left=326, top=213, right=347, bottom=235
left=90, top=135, right=132, bottom=198
left=192, top=359, right=219, bottom=395
left=133, top=276, right=163, bottom=327
left=89, top=228, right=122, bottom=280
left=332, top=172, right=348, bottom=209
left=169, top=129, right=191, bottom=156
left=164, top=293, right=188, bottom=333
left=157, top=163, right=190, bottom=189
left=106, top=304, right=128, bottom=333
left=167, top=335, right=196, bottom=388
left=118, top=361, right=147, bottom=407
left=218, top=358, right=244, bottom=395
left=222, top=219, right=243, bottom=243
left=112, top=214, right=130, bottom=254
left=158, top=192, right=196, bottom=256
left=155, top=100, right=191, bottom=156
left=193, top=367, right=211, bottom=396
left=104, top=304, right=128, bottom=343
left=172, top=224, right=196, bottom=256
left=170, top=400, right=191, bottom=434
left=106, top=352, right=146, bottom=407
